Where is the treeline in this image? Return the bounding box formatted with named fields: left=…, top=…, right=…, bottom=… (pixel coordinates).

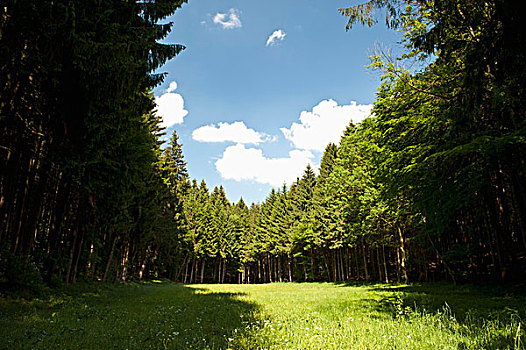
left=1, top=0, right=525, bottom=289
left=176, top=0, right=526, bottom=284
left=0, top=0, right=191, bottom=289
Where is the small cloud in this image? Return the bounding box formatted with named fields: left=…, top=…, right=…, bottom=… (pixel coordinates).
left=166, top=81, right=178, bottom=93
left=155, top=81, right=188, bottom=128
left=215, top=144, right=314, bottom=187
left=192, top=121, right=269, bottom=145
left=280, top=100, right=372, bottom=152
left=213, top=9, right=242, bottom=29
left=266, top=29, right=286, bottom=46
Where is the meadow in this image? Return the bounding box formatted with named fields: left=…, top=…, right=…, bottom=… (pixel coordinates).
left=1, top=282, right=524, bottom=349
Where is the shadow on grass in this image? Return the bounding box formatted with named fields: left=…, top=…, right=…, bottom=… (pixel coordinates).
left=368, top=282, right=526, bottom=349
left=370, top=282, right=526, bottom=316
left=0, top=282, right=260, bottom=349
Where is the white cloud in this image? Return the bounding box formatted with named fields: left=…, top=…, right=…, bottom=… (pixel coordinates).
left=213, top=9, right=242, bottom=29
left=155, top=81, right=188, bottom=128
left=166, top=81, right=178, bottom=93
left=280, top=100, right=372, bottom=152
left=266, top=29, right=286, bottom=46
left=192, top=121, right=269, bottom=145
left=215, top=144, right=315, bottom=187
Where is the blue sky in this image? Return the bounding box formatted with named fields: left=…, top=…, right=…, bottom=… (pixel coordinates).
left=153, top=0, right=402, bottom=205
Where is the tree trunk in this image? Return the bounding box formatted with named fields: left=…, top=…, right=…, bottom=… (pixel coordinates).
left=184, top=260, right=189, bottom=283
left=221, top=260, right=228, bottom=283
left=258, top=259, right=262, bottom=283
left=278, top=256, right=282, bottom=282
left=70, top=230, right=84, bottom=284
left=382, top=245, right=389, bottom=283
left=189, top=259, right=195, bottom=283
left=200, top=259, right=206, bottom=283
left=194, top=260, right=199, bottom=283
left=333, top=250, right=338, bottom=281
left=65, top=230, right=78, bottom=284
left=376, top=248, right=383, bottom=282
left=103, top=235, right=117, bottom=282
left=354, top=246, right=360, bottom=279
left=288, top=254, right=292, bottom=282
left=269, top=257, right=273, bottom=282
left=121, top=242, right=130, bottom=282
left=398, top=226, right=408, bottom=282
left=218, top=257, right=222, bottom=284
left=263, top=255, right=267, bottom=282
left=361, top=240, right=370, bottom=281
left=396, top=247, right=401, bottom=282
left=310, top=248, right=315, bottom=280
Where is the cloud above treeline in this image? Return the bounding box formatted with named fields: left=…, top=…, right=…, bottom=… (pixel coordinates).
left=191, top=98, right=372, bottom=187
left=192, top=121, right=270, bottom=145
left=281, top=100, right=372, bottom=152
left=213, top=9, right=242, bottom=29
left=266, top=29, right=286, bottom=46
left=215, top=144, right=314, bottom=187
left=155, top=81, right=188, bottom=128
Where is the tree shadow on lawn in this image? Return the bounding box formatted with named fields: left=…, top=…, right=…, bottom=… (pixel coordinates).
left=369, top=282, right=526, bottom=349
left=368, top=282, right=526, bottom=316
left=331, top=281, right=526, bottom=318
left=1, top=282, right=260, bottom=349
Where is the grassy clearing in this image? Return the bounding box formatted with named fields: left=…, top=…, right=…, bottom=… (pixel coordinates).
left=1, top=282, right=525, bottom=349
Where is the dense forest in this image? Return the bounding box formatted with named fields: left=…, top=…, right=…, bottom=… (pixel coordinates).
left=1, top=0, right=525, bottom=293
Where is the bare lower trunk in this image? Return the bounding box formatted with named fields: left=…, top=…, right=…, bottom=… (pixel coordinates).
left=288, top=254, right=292, bottom=282
left=376, top=248, right=383, bottom=282
left=218, top=257, right=222, bottom=284
left=121, top=243, right=130, bottom=282
left=258, top=259, right=262, bottom=283
left=334, top=250, right=338, bottom=281
left=66, top=231, right=77, bottom=283
left=103, top=236, right=117, bottom=282
left=200, top=259, right=206, bottom=283
left=398, top=226, right=408, bottom=282
left=268, top=255, right=273, bottom=283
left=221, top=259, right=227, bottom=283
left=310, top=249, right=315, bottom=280
left=338, top=248, right=345, bottom=281
left=361, top=241, right=369, bottom=281
left=70, top=233, right=84, bottom=284
left=184, top=260, right=189, bottom=283
left=278, top=257, right=282, bottom=282
left=189, top=259, right=195, bottom=283
left=355, top=246, right=361, bottom=280
left=382, top=245, right=389, bottom=283
left=263, top=255, right=268, bottom=282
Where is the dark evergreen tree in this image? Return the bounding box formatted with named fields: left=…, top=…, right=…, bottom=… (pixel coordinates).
left=0, top=0, right=188, bottom=285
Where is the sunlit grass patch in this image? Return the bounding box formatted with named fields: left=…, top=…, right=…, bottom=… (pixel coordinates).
left=190, top=282, right=525, bottom=349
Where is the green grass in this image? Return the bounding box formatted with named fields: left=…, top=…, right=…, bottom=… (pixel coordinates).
left=1, top=282, right=525, bottom=349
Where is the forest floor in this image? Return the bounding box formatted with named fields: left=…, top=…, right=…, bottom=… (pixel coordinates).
left=1, top=281, right=525, bottom=349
